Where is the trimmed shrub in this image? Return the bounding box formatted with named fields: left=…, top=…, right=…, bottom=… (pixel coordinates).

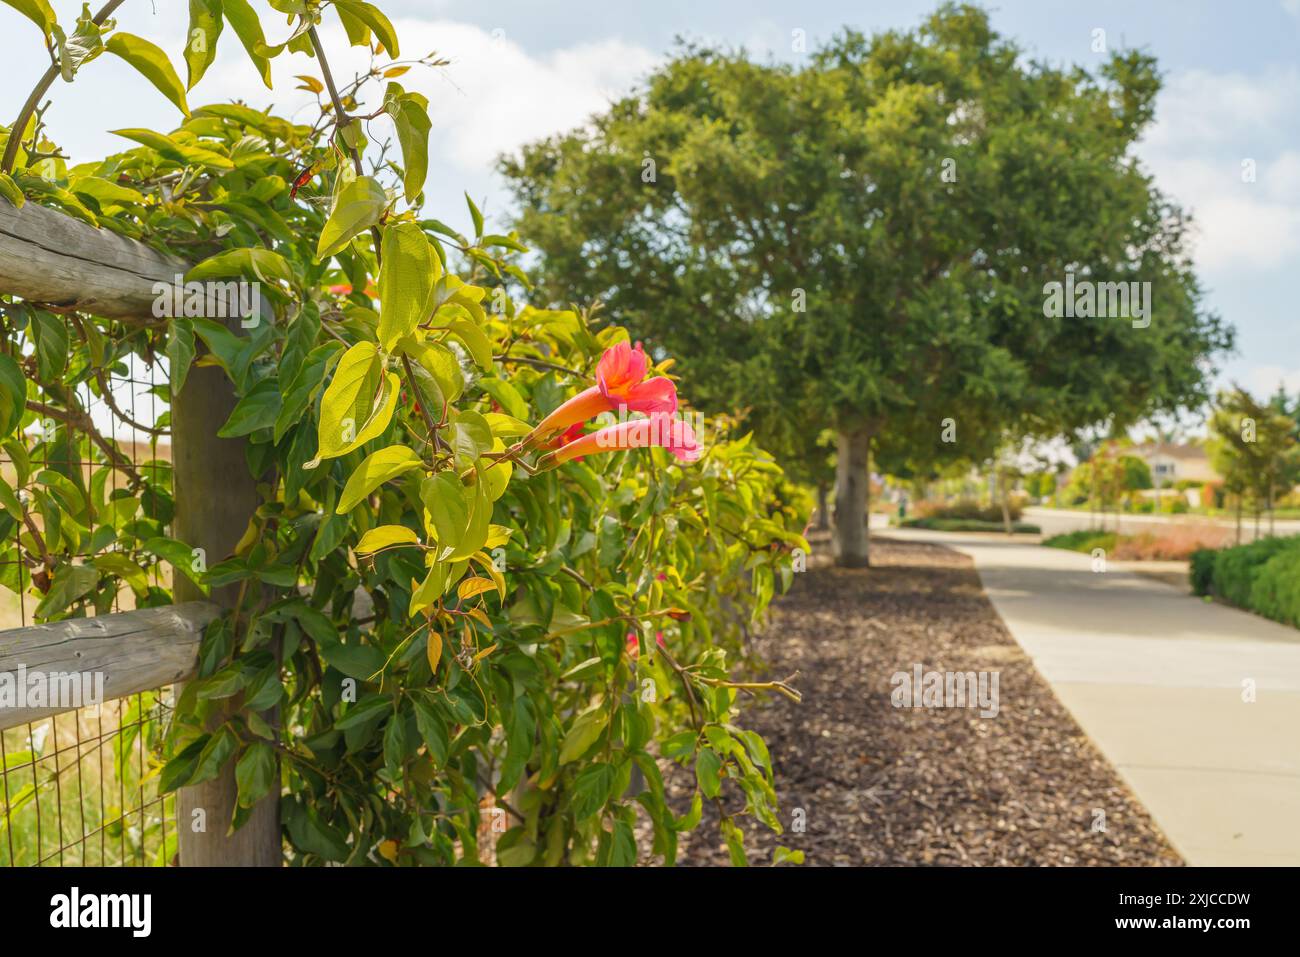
left=1247, top=545, right=1300, bottom=627
left=1210, top=536, right=1298, bottom=610
left=1189, top=548, right=1217, bottom=596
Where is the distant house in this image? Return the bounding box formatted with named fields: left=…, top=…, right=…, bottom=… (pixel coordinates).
left=1132, top=443, right=1217, bottom=485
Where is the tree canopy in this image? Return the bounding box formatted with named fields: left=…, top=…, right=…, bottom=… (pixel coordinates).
left=503, top=3, right=1233, bottom=564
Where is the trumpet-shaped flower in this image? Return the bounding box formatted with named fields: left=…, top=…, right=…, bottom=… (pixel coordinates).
left=528, top=341, right=677, bottom=442
left=540, top=413, right=702, bottom=468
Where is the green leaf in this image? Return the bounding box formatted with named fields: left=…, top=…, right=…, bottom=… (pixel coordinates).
left=50, top=7, right=106, bottom=81
left=334, top=0, right=399, bottom=56
left=274, top=341, right=341, bottom=444
left=106, top=32, right=190, bottom=116
left=377, top=223, right=437, bottom=350
left=34, top=564, right=99, bottom=620
left=184, top=0, right=223, bottom=89
left=189, top=726, right=239, bottom=786
left=0, top=171, right=25, bottom=208
left=571, top=763, right=614, bottom=821
left=187, top=247, right=292, bottom=286
left=69, top=174, right=144, bottom=207
left=159, top=737, right=207, bottom=793
left=234, top=742, right=277, bottom=808
left=695, top=749, right=722, bottom=799
left=217, top=378, right=281, bottom=437
left=420, top=472, right=468, bottom=552
left=0, top=353, right=28, bottom=437
left=1, top=0, right=56, bottom=38
left=306, top=341, right=398, bottom=468
left=384, top=83, right=430, bottom=203
left=477, top=378, right=529, bottom=420
left=449, top=409, right=492, bottom=466
left=355, top=524, right=419, bottom=555
left=166, top=317, right=197, bottom=394
left=29, top=312, right=68, bottom=381
left=408, top=560, right=447, bottom=616
left=338, top=444, right=423, bottom=513
left=447, top=317, right=492, bottom=371
left=110, top=128, right=234, bottom=170
left=559, top=709, right=608, bottom=764
left=465, top=191, right=484, bottom=238
left=316, top=174, right=388, bottom=262
left=222, top=0, right=272, bottom=88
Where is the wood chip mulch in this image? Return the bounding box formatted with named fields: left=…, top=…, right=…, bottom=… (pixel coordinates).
left=663, top=534, right=1183, bottom=866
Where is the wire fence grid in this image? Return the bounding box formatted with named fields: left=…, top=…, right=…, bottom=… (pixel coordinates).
left=0, top=339, right=176, bottom=867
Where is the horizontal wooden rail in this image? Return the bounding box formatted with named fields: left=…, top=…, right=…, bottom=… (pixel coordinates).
left=0, top=199, right=188, bottom=320
left=0, top=602, right=219, bottom=731
left=0, top=199, right=272, bottom=323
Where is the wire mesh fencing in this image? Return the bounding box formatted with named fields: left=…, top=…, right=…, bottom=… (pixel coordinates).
left=0, top=340, right=177, bottom=867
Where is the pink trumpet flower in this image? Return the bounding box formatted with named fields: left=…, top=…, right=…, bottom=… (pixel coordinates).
left=626, top=630, right=666, bottom=659
left=528, top=341, right=677, bottom=441
left=539, top=413, right=702, bottom=468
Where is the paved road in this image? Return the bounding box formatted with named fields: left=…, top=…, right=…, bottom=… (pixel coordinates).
left=1023, top=505, right=1300, bottom=543
left=887, top=527, right=1300, bottom=866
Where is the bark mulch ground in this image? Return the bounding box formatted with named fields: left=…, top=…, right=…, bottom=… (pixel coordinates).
left=666, top=534, right=1183, bottom=866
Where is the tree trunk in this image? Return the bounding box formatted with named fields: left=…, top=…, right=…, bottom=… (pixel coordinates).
left=833, top=428, right=871, bottom=567
left=999, top=471, right=1013, bottom=536
left=1236, top=494, right=1242, bottom=545
left=815, top=483, right=831, bottom=531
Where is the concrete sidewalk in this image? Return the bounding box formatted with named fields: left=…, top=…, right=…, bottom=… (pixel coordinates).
left=887, top=528, right=1300, bottom=866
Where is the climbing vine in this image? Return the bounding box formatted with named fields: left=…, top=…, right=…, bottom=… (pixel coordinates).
left=0, top=0, right=808, bottom=865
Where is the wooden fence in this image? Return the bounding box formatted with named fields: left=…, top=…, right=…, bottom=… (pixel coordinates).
left=0, top=198, right=281, bottom=865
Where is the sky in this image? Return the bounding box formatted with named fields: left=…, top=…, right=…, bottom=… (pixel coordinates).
left=3, top=0, right=1299, bottom=416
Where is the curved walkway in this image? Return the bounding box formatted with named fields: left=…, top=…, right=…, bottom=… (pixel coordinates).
left=888, top=527, right=1300, bottom=866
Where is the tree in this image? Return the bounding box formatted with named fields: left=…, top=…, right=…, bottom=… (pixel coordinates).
left=1209, top=388, right=1300, bottom=538
left=502, top=4, right=1232, bottom=566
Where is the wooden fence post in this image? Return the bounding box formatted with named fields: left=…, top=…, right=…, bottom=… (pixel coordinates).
left=0, top=198, right=283, bottom=864
left=173, top=328, right=281, bottom=866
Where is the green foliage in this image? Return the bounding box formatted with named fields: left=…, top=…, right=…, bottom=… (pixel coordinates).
left=1202, top=536, right=1300, bottom=612
left=502, top=3, right=1232, bottom=496
left=1189, top=548, right=1217, bottom=597
left=0, top=2, right=807, bottom=866
left=1042, top=530, right=1119, bottom=554
left=899, top=517, right=1040, bottom=534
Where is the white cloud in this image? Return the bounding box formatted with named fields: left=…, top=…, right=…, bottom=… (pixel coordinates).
left=1139, top=67, right=1300, bottom=273
left=1243, top=364, right=1300, bottom=396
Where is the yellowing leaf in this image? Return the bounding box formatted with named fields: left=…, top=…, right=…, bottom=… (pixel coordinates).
left=384, top=82, right=430, bottom=203
left=222, top=0, right=272, bottom=88
left=184, top=0, right=223, bottom=90
left=334, top=0, right=400, bottom=56
left=2, top=0, right=56, bottom=38
left=106, top=32, right=190, bottom=116
left=337, top=445, right=423, bottom=513
left=409, top=561, right=448, bottom=617
left=457, top=576, right=496, bottom=601
left=425, top=629, right=443, bottom=673
left=355, top=525, right=419, bottom=555
left=307, top=341, right=399, bottom=468
left=377, top=223, right=437, bottom=350
left=447, top=316, right=492, bottom=371
left=316, top=174, right=388, bottom=262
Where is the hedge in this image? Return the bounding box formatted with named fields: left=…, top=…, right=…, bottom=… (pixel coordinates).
left=1191, top=536, right=1300, bottom=628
